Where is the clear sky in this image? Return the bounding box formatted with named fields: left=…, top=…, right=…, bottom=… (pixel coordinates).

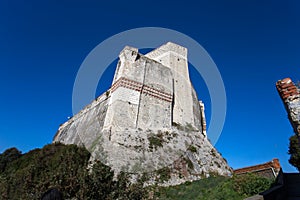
left=0, top=0, right=299, bottom=172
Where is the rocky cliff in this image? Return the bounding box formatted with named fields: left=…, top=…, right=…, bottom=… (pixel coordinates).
left=53, top=42, right=232, bottom=185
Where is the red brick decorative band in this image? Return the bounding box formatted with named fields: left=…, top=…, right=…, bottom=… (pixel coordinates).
left=111, top=77, right=143, bottom=93
left=142, top=85, right=172, bottom=102
left=276, top=78, right=300, bottom=101
left=111, top=77, right=173, bottom=102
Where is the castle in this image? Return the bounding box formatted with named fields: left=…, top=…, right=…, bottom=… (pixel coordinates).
left=53, top=42, right=231, bottom=185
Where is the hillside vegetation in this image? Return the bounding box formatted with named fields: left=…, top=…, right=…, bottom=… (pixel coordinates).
left=288, top=135, right=300, bottom=171
left=154, top=173, right=273, bottom=200
left=0, top=143, right=273, bottom=199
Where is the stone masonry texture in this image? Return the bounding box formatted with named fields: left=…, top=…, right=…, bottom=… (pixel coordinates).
left=53, top=42, right=232, bottom=186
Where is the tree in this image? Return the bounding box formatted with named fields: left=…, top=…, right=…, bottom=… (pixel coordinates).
left=0, top=143, right=146, bottom=199
left=288, top=135, right=300, bottom=171
left=0, top=147, right=21, bottom=172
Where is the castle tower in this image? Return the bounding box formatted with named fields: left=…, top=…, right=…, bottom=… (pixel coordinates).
left=103, top=42, right=200, bottom=134
left=103, top=45, right=174, bottom=131
left=145, top=42, right=195, bottom=127
left=53, top=42, right=232, bottom=182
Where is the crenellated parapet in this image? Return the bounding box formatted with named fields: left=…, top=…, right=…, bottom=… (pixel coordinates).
left=145, top=42, right=187, bottom=60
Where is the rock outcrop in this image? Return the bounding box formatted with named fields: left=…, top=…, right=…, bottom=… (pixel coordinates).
left=53, top=42, right=232, bottom=185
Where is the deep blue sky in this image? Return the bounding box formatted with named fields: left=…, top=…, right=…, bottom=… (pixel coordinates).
left=0, top=0, right=299, bottom=172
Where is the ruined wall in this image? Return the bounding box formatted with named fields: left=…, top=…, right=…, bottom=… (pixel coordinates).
left=276, top=78, right=300, bottom=135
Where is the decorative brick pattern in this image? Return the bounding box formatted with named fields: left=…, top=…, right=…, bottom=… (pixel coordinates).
left=111, top=77, right=173, bottom=103
left=276, top=78, right=300, bottom=102
left=111, top=77, right=143, bottom=93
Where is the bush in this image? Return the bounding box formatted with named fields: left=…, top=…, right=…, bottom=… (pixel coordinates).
left=0, top=147, right=21, bottom=172
left=153, top=174, right=274, bottom=200
left=0, top=143, right=145, bottom=200
left=288, top=135, right=300, bottom=171
left=0, top=143, right=90, bottom=199
left=232, top=173, right=273, bottom=196
left=187, top=145, right=197, bottom=153
left=157, top=167, right=171, bottom=182
left=0, top=144, right=274, bottom=199
left=148, top=135, right=163, bottom=150
left=154, top=176, right=242, bottom=200
left=78, top=160, right=115, bottom=199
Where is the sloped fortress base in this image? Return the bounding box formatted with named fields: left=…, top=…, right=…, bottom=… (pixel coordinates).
left=53, top=42, right=232, bottom=185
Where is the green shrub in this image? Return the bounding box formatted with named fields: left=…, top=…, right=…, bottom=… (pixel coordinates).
left=0, top=144, right=274, bottom=200
left=187, top=145, right=197, bottom=153
left=0, top=147, right=21, bottom=172
left=157, top=167, right=171, bottom=182
left=153, top=173, right=274, bottom=200
left=172, top=122, right=185, bottom=131
left=148, top=135, right=163, bottom=150
left=288, top=135, right=300, bottom=171
left=232, top=173, right=273, bottom=196
left=0, top=143, right=145, bottom=200
left=0, top=143, right=90, bottom=199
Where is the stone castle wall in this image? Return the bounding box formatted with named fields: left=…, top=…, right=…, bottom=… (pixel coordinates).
left=55, top=42, right=205, bottom=145
left=104, top=43, right=202, bottom=132
left=104, top=46, right=174, bottom=131
left=145, top=42, right=195, bottom=128
left=52, top=43, right=232, bottom=185
left=53, top=92, right=110, bottom=149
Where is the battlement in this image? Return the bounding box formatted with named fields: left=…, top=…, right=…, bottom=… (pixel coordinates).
left=145, top=42, right=187, bottom=61
left=119, top=46, right=139, bottom=63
